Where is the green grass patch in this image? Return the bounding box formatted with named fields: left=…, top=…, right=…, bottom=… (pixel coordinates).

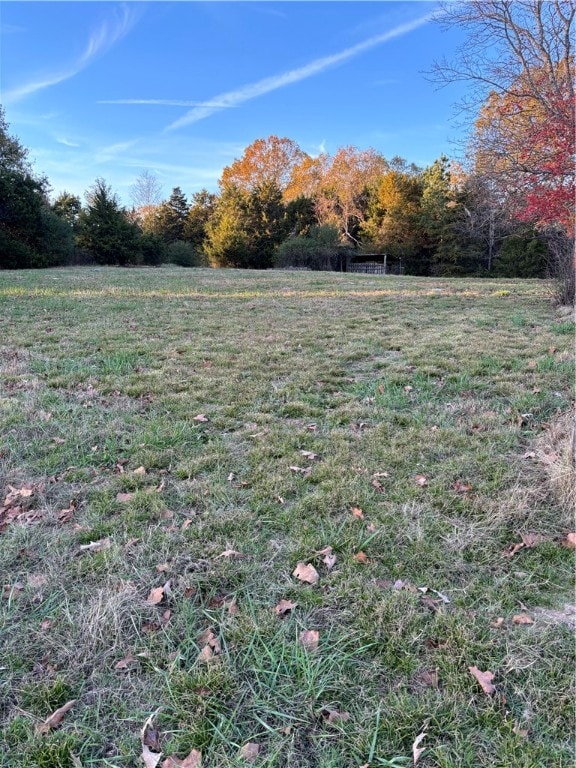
left=0, top=267, right=573, bottom=767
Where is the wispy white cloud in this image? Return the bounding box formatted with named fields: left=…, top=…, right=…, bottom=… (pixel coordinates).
left=98, top=99, right=236, bottom=108
left=94, top=139, right=140, bottom=164
left=3, top=5, right=138, bottom=104
left=165, top=11, right=433, bottom=132
left=55, top=137, right=81, bottom=148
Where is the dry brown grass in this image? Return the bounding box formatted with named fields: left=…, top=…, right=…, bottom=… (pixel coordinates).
left=536, top=407, right=576, bottom=522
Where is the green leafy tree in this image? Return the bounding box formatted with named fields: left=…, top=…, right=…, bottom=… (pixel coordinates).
left=154, top=187, right=189, bottom=243
left=494, top=232, right=547, bottom=278
left=274, top=224, right=347, bottom=271
left=285, top=196, right=317, bottom=237
left=78, top=178, right=141, bottom=265
left=362, top=170, right=422, bottom=260
left=51, top=192, right=82, bottom=230
left=183, top=189, right=217, bottom=250
left=419, top=156, right=462, bottom=274
left=0, top=107, right=71, bottom=268
left=206, top=182, right=287, bottom=269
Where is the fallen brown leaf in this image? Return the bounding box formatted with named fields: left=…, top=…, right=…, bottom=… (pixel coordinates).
left=323, top=709, right=350, bottom=723
left=412, top=730, right=426, bottom=765
left=56, top=499, right=76, bottom=523
left=217, top=549, right=244, bottom=558
left=134, top=466, right=147, bottom=476
left=114, top=653, right=136, bottom=670
left=490, top=617, right=505, bottom=628
left=79, top=538, right=111, bottom=553
left=162, top=750, right=202, bottom=768
left=143, top=724, right=161, bottom=752
left=323, top=552, right=336, bottom=570
left=299, top=629, right=319, bottom=652
left=468, top=666, right=496, bottom=695
left=116, top=492, right=134, bottom=503
left=289, top=465, right=312, bottom=475
left=239, top=742, right=260, bottom=763
left=418, top=670, right=439, bottom=688
left=452, top=480, right=472, bottom=494
left=351, top=506, right=364, bottom=520
left=274, top=599, right=297, bottom=616
left=37, top=699, right=76, bottom=734
left=562, top=532, right=576, bottom=549
left=147, top=586, right=165, bottom=605
left=197, top=645, right=215, bottom=663
left=292, top=562, right=319, bottom=585
left=198, top=629, right=221, bottom=656
left=512, top=614, right=534, bottom=625
left=193, top=414, right=209, bottom=422
left=353, top=551, right=368, bottom=564
left=414, top=474, right=428, bottom=487
left=142, top=744, right=163, bottom=767
left=300, top=450, right=319, bottom=460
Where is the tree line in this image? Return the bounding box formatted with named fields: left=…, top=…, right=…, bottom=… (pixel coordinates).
left=0, top=2, right=573, bottom=294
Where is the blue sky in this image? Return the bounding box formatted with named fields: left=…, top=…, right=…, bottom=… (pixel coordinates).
left=1, top=2, right=470, bottom=205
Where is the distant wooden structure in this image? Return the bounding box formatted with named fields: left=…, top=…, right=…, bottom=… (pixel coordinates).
left=345, top=252, right=403, bottom=275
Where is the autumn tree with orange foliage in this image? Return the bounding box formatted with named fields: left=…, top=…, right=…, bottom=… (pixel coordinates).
left=220, top=136, right=309, bottom=198
left=315, top=146, right=388, bottom=245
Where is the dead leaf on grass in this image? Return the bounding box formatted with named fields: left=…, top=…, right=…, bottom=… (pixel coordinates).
left=299, top=629, right=319, bottom=652
left=116, top=492, right=134, bottom=503
left=198, top=629, right=221, bottom=656
left=490, top=617, right=505, bottom=628
left=503, top=532, right=547, bottom=557
left=193, top=414, right=209, bottom=422
left=323, top=552, right=336, bottom=570
left=513, top=723, right=530, bottom=739
left=217, top=549, right=244, bottom=558
left=147, top=585, right=167, bottom=605
left=58, top=503, right=76, bottom=523
left=353, top=551, right=368, bottom=564
left=468, top=666, right=496, bottom=696
left=452, top=480, right=472, bottom=494
left=412, top=730, right=426, bottom=765
left=162, top=750, right=202, bottom=768
left=414, top=474, right=428, bottom=487
left=274, top=599, right=297, bottom=616
left=561, top=532, right=576, bottom=549
left=239, top=743, right=260, bottom=763
left=300, top=450, right=319, bottom=460
left=141, top=713, right=163, bottom=767
left=323, top=709, right=350, bottom=723
left=512, top=614, right=534, bottom=625
left=351, top=506, right=364, bottom=520
left=134, top=466, right=147, bottom=476
left=292, top=562, right=319, bottom=585
left=418, top=670, right=439, bottom=688
left=37, top=699, right=76, bottom=735
left=79, top=538, right=111, bottom=554
left=115, top=652, right=137, bottom=670
left=289, top=465, right=312, bottom=475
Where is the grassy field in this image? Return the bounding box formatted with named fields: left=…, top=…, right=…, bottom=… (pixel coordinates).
left=0, top=267, right=574, bottom=768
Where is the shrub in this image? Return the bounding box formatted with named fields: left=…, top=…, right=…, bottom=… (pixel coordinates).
left=164, top=240, right=200, bottom=267
left=274, top=225, right=349, bottom=271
